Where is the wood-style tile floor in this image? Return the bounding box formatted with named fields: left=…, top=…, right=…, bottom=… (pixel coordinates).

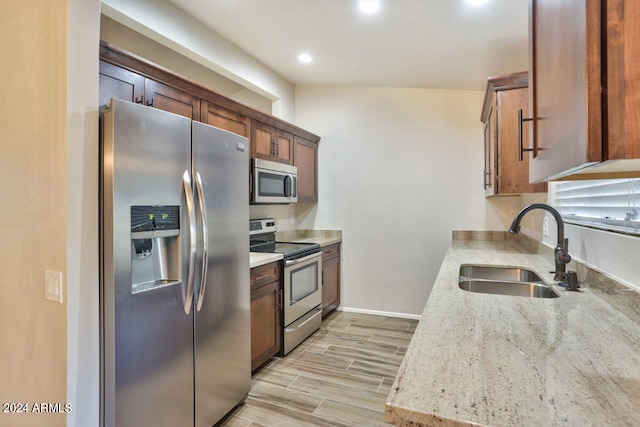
left=217, top=311, right=418, bottom=427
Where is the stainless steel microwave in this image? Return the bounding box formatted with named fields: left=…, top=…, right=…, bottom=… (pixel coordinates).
left=251, top=158, right=298, bottom=204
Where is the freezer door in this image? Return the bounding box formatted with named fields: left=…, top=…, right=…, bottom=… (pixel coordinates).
left=101, top=99, right=194, bottom=427
left=192, top=121, right=251, bottom=427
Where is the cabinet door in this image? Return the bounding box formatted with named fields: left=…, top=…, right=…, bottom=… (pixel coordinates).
left=294, top=136, right=318, bottom=203
left=201, top=101, right=250, bottom=137
left=99, top=60, right=144, bottom=107
left=496, top=88, right=546, bottom=194
left=605, top=0, right=640, bottom=160
left=483, top=103, right=496, bottom=197
left=252, top=120, right=293, bottom=164
left=253, top=120, right=277, bottom=160
left=144, top=79, right=201, bottom=121
left=322, top=244, right=340, bottom=317
left=529, top=0, right=603, bottom=181
left=276, top=129, right=293, bottom=163
left=250, top=281, right=281, bottom=371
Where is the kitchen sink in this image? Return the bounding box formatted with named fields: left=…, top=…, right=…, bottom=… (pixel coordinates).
left=458, top=264, right=559, bottom=298
left=458, top=279, right=559, bottom=298
left=459, top=265, right=544, bottom=283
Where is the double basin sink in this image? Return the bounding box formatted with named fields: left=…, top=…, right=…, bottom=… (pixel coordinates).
left=458, top=265, right=559, bottom=299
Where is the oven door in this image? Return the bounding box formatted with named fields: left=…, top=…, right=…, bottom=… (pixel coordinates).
left=283, top=252, right=322, bottom=326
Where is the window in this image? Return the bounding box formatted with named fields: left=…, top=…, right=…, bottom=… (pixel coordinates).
left=553, top=179, right=640, bottom=235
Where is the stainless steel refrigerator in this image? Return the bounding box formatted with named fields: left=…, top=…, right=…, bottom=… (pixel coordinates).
left=100, top=99, right=250, bottom=427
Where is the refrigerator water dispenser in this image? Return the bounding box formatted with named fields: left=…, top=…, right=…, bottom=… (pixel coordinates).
left=130, top=205, right=181, bottom=294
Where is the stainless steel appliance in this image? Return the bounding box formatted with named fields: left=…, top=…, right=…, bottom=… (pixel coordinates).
left=251, top=158, right=298, bottom=204
left=100, top=99, right=250, bottom=427
left=249, top=219, right=322, bottom=354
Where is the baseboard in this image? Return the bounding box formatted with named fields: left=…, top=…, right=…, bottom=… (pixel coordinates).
left=336, top=306, right=421, bottom=320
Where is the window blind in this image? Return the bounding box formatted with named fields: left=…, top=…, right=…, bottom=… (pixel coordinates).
left=554, top=178, right=640, bottom=235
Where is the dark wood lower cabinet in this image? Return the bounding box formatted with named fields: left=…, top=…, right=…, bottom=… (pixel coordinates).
left=322, top=243, right=341, bottom=317
left=250, top=261, right=282, bottom=372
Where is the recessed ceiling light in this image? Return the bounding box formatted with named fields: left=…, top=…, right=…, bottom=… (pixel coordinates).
left=297, top=53, right=314, bottom=64
left=465, top=0, right=490, bottom=5
left=358, top=0, right=381, bottom=14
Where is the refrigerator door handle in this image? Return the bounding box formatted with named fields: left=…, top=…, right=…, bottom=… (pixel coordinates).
left=183, top=170, right=197, bottom=314
left=194, top=172, right=209, bottom=312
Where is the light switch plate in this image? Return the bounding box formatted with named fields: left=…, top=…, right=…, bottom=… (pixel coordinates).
left=45, top=270, right=63, bottom=303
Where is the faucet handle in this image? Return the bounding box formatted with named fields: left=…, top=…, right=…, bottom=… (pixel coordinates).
left=550, top=270, right=580, bottom=291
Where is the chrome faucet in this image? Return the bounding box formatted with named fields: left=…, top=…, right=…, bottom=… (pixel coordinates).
left=509, top=203, right=575, bottom=286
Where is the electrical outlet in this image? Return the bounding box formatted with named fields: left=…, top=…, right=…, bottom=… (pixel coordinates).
left=543, top=216, right=549, bottom=237
left=45, top=270, right=63, bottom=304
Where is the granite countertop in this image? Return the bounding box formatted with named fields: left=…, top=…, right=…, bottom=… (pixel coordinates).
left=275, top=229, right=342, bottom=247
left=385, top=232, right=640, bottom=427
left=250, top=229, right=342, bottom=269
left=249, top=252, right=283, bottom=269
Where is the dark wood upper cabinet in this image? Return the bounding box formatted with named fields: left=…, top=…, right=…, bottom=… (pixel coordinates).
left=99, top=61, right=144, bottom=107
left=144, top=79, right=200, bottom=120
left=294, top=135, right=319, bottom=202
left=200, top=101, right=250, bottom=138
left=481, top=72, right=546, bottom=196
left=252, top=120, right=293, bottom=164
left=99, top=41, right=320, bottom=200
left=529, top=0, right=640, bottom=181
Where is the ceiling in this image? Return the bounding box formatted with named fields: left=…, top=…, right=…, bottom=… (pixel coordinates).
left=167, top=0, right=530, bottom=91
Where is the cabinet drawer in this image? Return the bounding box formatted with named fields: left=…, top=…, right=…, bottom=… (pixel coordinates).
left=322, top=243, right=340, bottom=260
left=250, top=261, right=281, bottom=290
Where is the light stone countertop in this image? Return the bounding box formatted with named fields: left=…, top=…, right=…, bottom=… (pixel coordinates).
left=275, top=229, right=342, bottom=247
left=250, top=229, right=342, bottom=269
left=385, top=233, right=640, bottom=427
left=249, top=252, right=283, bottom=269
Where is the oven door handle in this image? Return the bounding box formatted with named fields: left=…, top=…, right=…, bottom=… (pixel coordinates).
left=284, top=306, right=322, bottom=333
left=285, top=252, right=321, bottom=266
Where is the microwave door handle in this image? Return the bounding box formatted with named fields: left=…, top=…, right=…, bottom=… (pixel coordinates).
left=182, top=170, right=197, bottom=315
left=285, top=174, right=293, bottom=198
left=194, top=172, right=208, bottom=312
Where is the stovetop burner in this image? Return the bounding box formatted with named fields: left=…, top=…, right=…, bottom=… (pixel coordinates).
left=249, top=218, right=321, bottom=259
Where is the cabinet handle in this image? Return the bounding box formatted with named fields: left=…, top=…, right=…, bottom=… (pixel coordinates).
left=518, top=109, right=534, bottom=162
left=483, top=170, right=492, bottom=189
left=134, top=95, right=144, bottom=104
left=146, top=98, right=154, bottom=107
left=253, top=274, right=273, bottom=282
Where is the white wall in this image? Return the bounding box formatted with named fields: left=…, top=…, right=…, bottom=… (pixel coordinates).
left=67, top=0, right=101, bottom=425
left=99, top=15, right=274, bottom=115
left=294, top=85, right=525, bottom=316
left=101, top=0, right=295, bottom=121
